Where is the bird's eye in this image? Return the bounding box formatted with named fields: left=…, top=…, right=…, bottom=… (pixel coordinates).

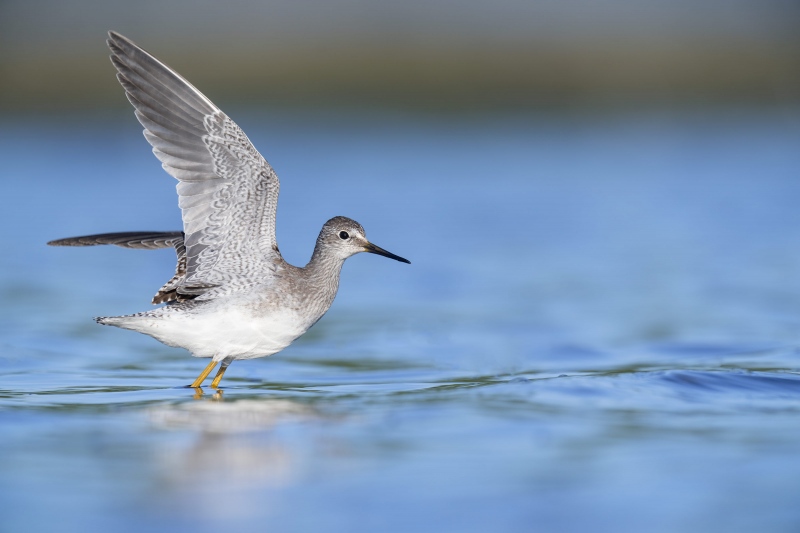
left=339, top=231, right=350, bottom=240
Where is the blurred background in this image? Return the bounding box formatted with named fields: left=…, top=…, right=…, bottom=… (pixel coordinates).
left=3, top=2, right=800, bottom=533
left=1, top=0, right=799, bottom=112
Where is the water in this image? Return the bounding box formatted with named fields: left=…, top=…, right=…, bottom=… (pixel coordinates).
left=2, top=107, right=800, bottom=532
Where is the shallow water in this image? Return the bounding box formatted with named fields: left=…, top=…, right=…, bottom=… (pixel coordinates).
left=2, top=107, right=800, bottom=532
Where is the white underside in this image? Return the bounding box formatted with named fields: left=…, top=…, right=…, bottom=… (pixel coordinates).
left=108, top=304, right=314, bottom=361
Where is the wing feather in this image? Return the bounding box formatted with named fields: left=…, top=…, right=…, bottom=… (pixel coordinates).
left=47, top=231, right=202, bottom=304
left=107, top=31, right=282, bottom=297
left=47, top=231, right=183, bottom=249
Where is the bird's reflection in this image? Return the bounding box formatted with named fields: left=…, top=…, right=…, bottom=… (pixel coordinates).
left=148, top=397, right=320, bottom=505
left=151, top=397, right=315, bottom=432
left=191, top=386, right=223, bottom=400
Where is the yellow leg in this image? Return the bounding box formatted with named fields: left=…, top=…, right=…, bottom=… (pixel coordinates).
left=210, top=361, right=231, bottom=389
left=190, top=359, right=218, bottom=388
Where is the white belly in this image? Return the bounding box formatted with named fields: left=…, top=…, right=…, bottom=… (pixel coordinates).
left=116, top=304, right=314, bottom=361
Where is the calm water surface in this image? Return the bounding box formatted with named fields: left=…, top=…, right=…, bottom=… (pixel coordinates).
left=2, top=108, right=800, bottom=532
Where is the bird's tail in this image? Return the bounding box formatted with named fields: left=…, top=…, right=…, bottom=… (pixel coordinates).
left=95, top=314, right=142, bottom=329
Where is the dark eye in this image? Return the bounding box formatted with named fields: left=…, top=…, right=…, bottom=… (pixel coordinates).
left=339, top=231, right=350, bottom=240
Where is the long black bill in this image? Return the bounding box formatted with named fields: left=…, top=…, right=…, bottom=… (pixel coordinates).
left=364, top=242, right=410, bottom=264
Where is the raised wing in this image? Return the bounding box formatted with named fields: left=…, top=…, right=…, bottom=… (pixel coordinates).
left=48, top=231, right=189, bottom=304
left=107, top=31, right=282, bottom=298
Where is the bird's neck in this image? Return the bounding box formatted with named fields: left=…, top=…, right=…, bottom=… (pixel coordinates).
left=305, top=247, right=345, bottom=302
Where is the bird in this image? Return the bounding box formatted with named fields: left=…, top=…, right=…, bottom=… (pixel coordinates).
left=48, top=31, right=410, bottom=390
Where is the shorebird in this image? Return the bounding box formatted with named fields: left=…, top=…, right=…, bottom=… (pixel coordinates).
left=48, top=32, right=409, bottom=390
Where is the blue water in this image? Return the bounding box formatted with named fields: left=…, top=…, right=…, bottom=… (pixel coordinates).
left=2, top=107, right=800, bottom=532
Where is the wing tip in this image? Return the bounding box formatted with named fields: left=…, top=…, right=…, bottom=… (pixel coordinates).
left=107, top=30, right=129, bottom=48
left=47, top=237, right=88, bottom=246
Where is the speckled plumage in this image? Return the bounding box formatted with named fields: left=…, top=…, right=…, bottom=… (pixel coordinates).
left=48, top=32, right=409, bottom=388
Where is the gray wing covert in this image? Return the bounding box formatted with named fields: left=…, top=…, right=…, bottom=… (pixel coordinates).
left=151, top=235, right=189, bottom=304
left=107, top=31, right=281, bottom=299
